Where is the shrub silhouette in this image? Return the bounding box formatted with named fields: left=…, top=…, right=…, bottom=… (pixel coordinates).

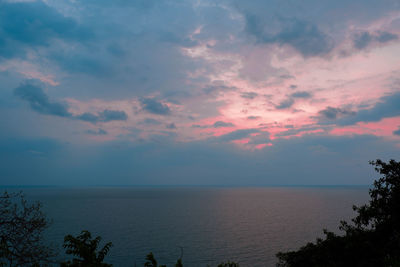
left=144, top=252, right=183, bottom=267
left=276, top=159, right=400, bottom=266
left=60, top=230, right=112, bottom=267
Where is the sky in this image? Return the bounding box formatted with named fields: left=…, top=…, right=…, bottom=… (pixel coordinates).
left=0, top=0, right=400, bottom=186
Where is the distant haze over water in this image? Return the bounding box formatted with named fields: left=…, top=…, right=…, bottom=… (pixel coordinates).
left=8, top=187, right=369, bottom=266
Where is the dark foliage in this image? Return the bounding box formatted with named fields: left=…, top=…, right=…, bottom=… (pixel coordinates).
left=217, top=262, right=240, bottom=267
left=144, top=252, right=183, bottom=267
left=0, top=191, right=54, bottom=267
left=60, top=230, right=113, bottom=267
left=277, top=159, right=400, bottom=267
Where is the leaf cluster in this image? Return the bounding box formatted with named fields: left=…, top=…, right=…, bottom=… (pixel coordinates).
left=60, top=230, right=113, bottom=267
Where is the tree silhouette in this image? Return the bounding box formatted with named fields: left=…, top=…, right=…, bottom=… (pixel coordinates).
left=277, top=159, right=400, bottom=266
left=0, top=191, right=54, bottom=266
left=144, top=252, right=183, bottom=267
left=144, top=252, right=161, bottom=267
left=60, top=230, right=113, bottom=267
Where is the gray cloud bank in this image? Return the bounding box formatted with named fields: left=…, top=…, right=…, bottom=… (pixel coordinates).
left=317, top=92, right=400, bottom=125
left=14, top=82, right=127, bottom=124
left=1, top=133, right=398, bottom=186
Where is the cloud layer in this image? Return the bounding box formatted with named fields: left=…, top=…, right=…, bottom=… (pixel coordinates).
left=0, top=0, right=399, bottom=185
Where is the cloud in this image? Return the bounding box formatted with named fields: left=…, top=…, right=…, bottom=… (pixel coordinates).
left=247, top=131, right=270, bottom=145
left=291, top=91, right=312, bottom=98
left=86, top=128, right=108, bottom=135
left=76, top=109, right=127, bottom=123
left=51, top=52, right=109, bottom=76
left=337, top=92, right=400, bottom=125
left=192, top=121, right=235, bottom=129
left=2, top=132, right=400, bottom=185
left=247, top=116, right=261, bottom=120
left=318, top=106, right=356, bottom=120
left=245, top=16, right=334, bottom=57
left=393, top=127, right=400, bottom=136
left=213, top=121, right=235, bottom=128
left=275, top=125, right=324, bottom=137
left=276, top=98, right=295, bottom=109
left=140, top=97, right=171, bottom=115
left=191, top=124, right=207, bottom=129
left=202, top=85, right=237, bottom=95
left=240, top=92, right=258, bottom=99
left=353, top=31, right=398, bottom=50
left=0, top=1, right=90, bottom=58
left=14, top=82, right=127, bottom=123
left=353, top=32, right=373, bottom=50
left=376, top=31, right=398, bottom=43
left=316, top=93, right=400, bottom=125
left=14, top=82, right=72, bottom=117
left=158, top=31, right=198, bottom=48
left=166, top=123, right=177, bottom=129
left=141, top=118, right=162, bottom=125
left=216, top=128, right=259, bottom=142
left=274, top=91, right=311, bottom=110
left=99, top=109, right=127, bottom=122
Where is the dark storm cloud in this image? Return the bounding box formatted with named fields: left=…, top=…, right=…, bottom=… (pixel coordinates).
left=245, top=16, right=334, bottom=57
left=14, top=83, right=72, bottom=117
left=140, top=98, right=171, bottom=115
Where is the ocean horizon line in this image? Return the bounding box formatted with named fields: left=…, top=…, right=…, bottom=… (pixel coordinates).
left=0, top=184, right=371, bottom=189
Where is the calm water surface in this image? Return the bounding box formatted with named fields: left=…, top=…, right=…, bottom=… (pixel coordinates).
left=14, top=187, right=369, bottom=267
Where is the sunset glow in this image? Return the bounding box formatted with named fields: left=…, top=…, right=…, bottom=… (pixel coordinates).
left=0, top=0, right=399, bottom=185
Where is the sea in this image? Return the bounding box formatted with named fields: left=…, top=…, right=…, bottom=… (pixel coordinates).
left=5, top=186, right=370, bottom=267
